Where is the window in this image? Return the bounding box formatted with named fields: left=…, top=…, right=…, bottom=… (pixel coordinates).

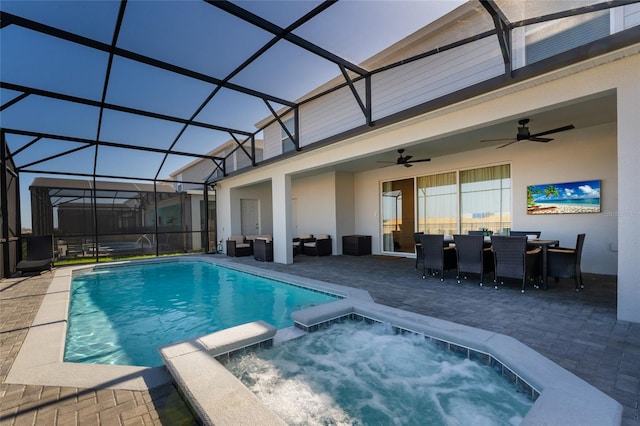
left=281, top=118, right=296, bottom=154
left=460, top=164, right=511, bottom=234
left=416, top=172, right=457, bottom=235
left=382, top=164, right=510, bottom=252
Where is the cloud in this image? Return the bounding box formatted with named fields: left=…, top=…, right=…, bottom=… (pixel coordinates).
left=578, top=184, right=600, bottom=199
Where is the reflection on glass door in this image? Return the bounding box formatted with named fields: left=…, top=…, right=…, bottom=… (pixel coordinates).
left=417, top=172, right=458, bottom=235
left=382, top=179, right=414, bottom=253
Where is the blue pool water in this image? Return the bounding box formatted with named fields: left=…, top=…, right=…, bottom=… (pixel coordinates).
left=64, top=261, right=338, bottom=367
left=227, top=321, right=533, bottom=425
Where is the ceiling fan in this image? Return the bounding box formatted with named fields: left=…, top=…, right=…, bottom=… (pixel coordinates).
left=481, top=118, right=575, bottom=149
left=378, top=149, right=431, bottom=167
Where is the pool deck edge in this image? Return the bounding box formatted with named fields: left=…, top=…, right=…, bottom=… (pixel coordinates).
left=5, top=256, right=623, bottom=425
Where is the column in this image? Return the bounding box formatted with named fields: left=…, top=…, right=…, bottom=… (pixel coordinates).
left=272, top=173, right=293, bottom=264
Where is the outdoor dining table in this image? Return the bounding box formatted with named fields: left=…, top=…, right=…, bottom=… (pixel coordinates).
left=526, top=239, right=560, bottom=290
left=420, top=235, right=559, bottom=290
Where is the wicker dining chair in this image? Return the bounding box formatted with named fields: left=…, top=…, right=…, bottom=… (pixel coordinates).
left=453, top=234, right=494, bottom=286
left=490, top=235, right=541, bottom=292
left=419, top=234, right=456, bottom=281
left=547, top=233, right=586, bottom=291
left=414, top=232, right=424, bottom=270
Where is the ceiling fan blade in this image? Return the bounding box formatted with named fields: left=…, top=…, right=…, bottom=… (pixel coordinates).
left=497, top=140, right=518, bottom=149
left=407, top=158, right=431, bottom=163
left=403, top=155, right=413, bottom=162
left=528, top=137, right=553, bottom=142
left=529, top=124, right=575, bottom=138
left=403, top=163, right=413, bottom=167
left=480, top=138, right=516, bottom=143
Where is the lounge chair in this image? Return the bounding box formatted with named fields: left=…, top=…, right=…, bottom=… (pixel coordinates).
left=226, top=235, right=253, bottom=257
left=16, top=234, right=54, bottom=275
left=303, top=234, right=332, bottom=256
left=547, top=233, right=586, bottom=291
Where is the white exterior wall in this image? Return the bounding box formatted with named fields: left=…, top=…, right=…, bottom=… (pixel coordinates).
left=624, top=3, right=640, bottom=28
left=291, top=172, right=337, bottom=247
left=335, top=171, right=356, bottom=254
left=616, top=65, right=640, bottom=323
left=372, top=36, right=503, bottom=120
left=262, top=37, right=503, bottom=158
left=300, top=83, right=366, bottom=146
left=217, top=51, right=640, bottom=322
left=178, top=160, right=212, bottom=190
left=354, top=121, right=617, bottom=274
left=263, top=123, right=282, bottom=160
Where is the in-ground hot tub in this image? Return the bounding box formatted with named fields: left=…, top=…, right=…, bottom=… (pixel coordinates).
left=160, top=298, right=623, bottom=426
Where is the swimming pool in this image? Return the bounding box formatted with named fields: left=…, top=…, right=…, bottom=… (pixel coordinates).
left=64, top=260, right=339, bottom=367
left=226, top=321, right=533, bottom=425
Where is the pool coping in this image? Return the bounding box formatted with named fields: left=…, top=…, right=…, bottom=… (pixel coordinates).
left=4, top=255, right=372, bottom=391
left=162, top=301, right=623, bottom=426
left=5, top=255, right=623, bottom=425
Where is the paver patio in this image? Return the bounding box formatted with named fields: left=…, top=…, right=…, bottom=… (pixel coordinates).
left=1, top=254, right=639, bottom=425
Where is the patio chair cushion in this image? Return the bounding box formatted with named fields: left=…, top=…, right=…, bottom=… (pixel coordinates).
left=16, top=258, right=53, bottom=273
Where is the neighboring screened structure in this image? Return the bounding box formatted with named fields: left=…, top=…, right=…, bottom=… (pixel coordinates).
left=0, top=136, right=20, bottom=277
left=29, top=177, right=216, bottom=261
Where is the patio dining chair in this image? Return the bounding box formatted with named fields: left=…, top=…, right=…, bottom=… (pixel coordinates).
left=414, top=232, right=424, bottom=270
left=453, top=234, right=494, bottom=286
left=547, top=233, right=586, bottom=291
left=419, top=234, right=456, bottom=281
left=490, top=235, right=541, bottom=292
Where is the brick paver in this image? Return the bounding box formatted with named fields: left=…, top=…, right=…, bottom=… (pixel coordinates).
left=0, top=273, right=196, bottom=426
left=2, top=255, right=639, bottom=425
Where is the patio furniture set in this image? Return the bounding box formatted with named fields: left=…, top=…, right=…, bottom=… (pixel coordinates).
left=226, top=233, right=333, bottom=261
left=292, top=233, right=332, bottom=257
left=226, top=234, right=273, bottom=261
left=416, top=232, right=585, bottom=292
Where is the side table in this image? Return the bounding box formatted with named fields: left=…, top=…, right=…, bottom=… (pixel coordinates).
left=342, top=235, right=372, bottom=256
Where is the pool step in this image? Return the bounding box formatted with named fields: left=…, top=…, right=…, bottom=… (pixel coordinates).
left=159, top=321, right=286, bottom=426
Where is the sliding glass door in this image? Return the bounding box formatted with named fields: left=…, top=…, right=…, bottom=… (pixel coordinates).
left=382, top=164, right=511, bottom=253
left=381, top=179, right=414, bottom=253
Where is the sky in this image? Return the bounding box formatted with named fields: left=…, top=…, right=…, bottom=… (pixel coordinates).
left=0, top=0, right=466, bottom=228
